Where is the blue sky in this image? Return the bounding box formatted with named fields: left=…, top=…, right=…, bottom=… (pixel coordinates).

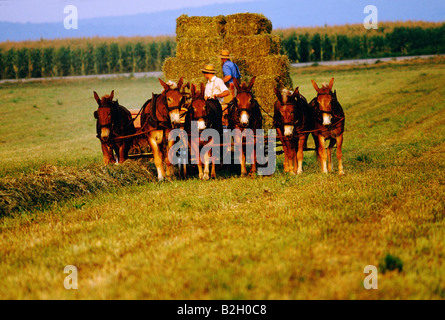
left=0, top=0, right=443, bottom=41
left=0, top=0, right=257, bottom=23
left=1, top=0, right=443, bottom=24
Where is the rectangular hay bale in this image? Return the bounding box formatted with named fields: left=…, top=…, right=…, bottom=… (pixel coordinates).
left=224, top=13, right=272, bottom=37
left=235, top=55, right=290, bottom=78
left=163, top=57, right=223, bottom=84
left=176, top=37, right=224, bottom=60
left=223, top=34, right=280, bottom=58
left=176, top=15, right=226, bottom=40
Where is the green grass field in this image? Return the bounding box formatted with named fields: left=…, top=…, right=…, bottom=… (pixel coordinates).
left=0, top=58, right=444, bottom=299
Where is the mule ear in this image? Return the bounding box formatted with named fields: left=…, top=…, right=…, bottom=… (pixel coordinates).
left=93, top=110, right=98, bottom=119
left=109, top=90, right=114, bottom=101
left=158, top=78, right=170, bottom=91
left=291, top=87, right=300, bottom=99
left=311, top=80, right=321, bottom=93
left=177, top=77, right=184, bottom=90
left=200, top=82, right=205, bottom=98
left=233, top=77, right=241, bottom=92
left=248, top=76, right=256, bottom=91
left=191, top=83, right=196, bottom=97
left=93, top=91, right=100, bottom=104
left=328, top=78, right=334, bottom=91
left=274, top=87, right=283, bottom=103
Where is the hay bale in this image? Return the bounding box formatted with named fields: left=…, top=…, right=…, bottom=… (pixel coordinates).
left=235, top=55, right=290, bottom=78
left=224, top=13, right=272, bottom=37
left=176, top=37, right=224, bottom=60
left=223, top=34, right=280, bottom=57
left=253, top=75, right=293, bottom=111
left=270, top=35, right=282, bottom=55
left=176, top=15, right=226, bottom=40
left=163, top=56, right=222, bottom=83
left=163, top=13, right=293, bottom=129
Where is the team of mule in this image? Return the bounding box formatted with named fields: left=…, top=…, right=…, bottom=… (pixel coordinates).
left=93, top=77, right=345, bottom=179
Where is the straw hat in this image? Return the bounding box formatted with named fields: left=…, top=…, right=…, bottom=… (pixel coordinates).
left=219, top=49, right=233, bottom=59
left=201, top=64, right=217, bottom=74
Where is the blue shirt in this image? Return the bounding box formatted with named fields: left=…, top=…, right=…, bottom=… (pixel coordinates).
left=222, top=60, right=241, bottom=84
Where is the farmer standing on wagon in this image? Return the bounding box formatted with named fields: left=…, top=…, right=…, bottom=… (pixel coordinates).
left=202, top=64, right=230, bottom=103
left=219, top=50, right=241, bottom=128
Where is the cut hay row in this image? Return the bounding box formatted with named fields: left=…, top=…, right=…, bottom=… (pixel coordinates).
left=0, top=161, right=155, bottom=217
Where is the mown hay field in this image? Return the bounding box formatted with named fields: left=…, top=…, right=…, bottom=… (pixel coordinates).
left=0, top=58, right=444, bottom=299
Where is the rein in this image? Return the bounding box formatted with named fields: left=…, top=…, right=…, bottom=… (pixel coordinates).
left=299, top=116, right=345, bottom=134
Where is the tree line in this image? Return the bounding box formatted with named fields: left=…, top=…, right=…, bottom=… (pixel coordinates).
left=0, top=40, right=176, bottom=79
left=278, top=24, right=445, bottom=63
left=0, top=22, right=444, bottom=80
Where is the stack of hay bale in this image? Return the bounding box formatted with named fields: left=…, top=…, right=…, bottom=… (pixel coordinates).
left=163, top=13, right=293, bottom=127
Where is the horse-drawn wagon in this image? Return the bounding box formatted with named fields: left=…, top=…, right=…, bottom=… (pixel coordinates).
left=94, top=75, right=345, bottom=180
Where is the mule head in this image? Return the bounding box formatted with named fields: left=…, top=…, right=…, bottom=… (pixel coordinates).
left=94, top=90, right=115, bottom=142
left=190, top=83, right=207, bottom=131
left=312, top=78, right=334, bottom=126
left=159, top=77, right=185, bottom=128
left=274, top=87, right=300, bottom=136
left=180, top=82, right=192, bottom=109
left=234, top=77, right=256, bottom=127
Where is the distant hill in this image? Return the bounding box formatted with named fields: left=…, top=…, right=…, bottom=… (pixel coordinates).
left=1, top=0, right=444, bottom=42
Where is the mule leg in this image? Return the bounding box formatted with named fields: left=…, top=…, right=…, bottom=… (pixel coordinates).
left=287, top=144, right=296, bottom=175
left=327, top=139, right=336, bottom=173
left=118, top=143, right=126, bottom=164
left=277, top=129, right=289, bottom=172
left=203, top=148, right=210, bottom=181
left=209, top=144, right=217, bottom=179
left=164, top=139, right=175, bottom=180
left=149, top=137, right=165, bottom=181
left=211, top=160, right=216, bottom=179
left=192, top=142, right=203, bottom=179
left=248, top=144, right=257, bottom=178
left=336, top=134, right=345, bottom=175
left=317, top=135, right=328, bottom=174
left=296, top=135, right=306, bottom=174
left=312, top=133, right=321, bottom=164
left=102, top=143, right=115, bottom=164
left=240, top=150, right=247, bottom=177
left=234, top=135, right=247, bottom=177
left=283, top=139, right=292, bottom=173
left=182, top=163, right=187, bottom=180
left=180, top=132, right=189, bottom=179
left=101, top=144, right=110, bottom=165
left=283, top=145, right=290, bottom=172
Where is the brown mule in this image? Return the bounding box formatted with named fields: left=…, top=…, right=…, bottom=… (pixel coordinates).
left=310, top=78, right=345, bottom=175
left=228, top=77, right=263, bottom=177
left=187, top=83, right=223, bottom=180
left=273, top=86, right=315, bottom=174
left=140, top=78, right=186, bottom=181
left=93, top=90, right=136, bottom=164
